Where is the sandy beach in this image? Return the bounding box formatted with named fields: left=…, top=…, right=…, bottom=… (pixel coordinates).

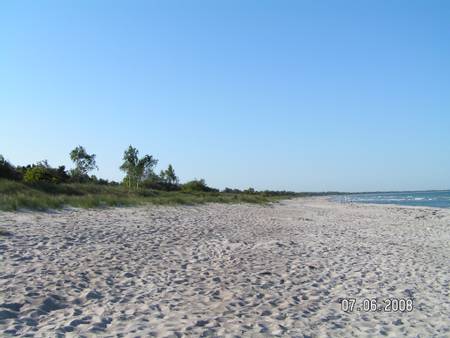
left=1, top=198, right=449, bottom=337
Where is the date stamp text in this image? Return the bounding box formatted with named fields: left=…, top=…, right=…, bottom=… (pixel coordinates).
left=340, top=298, right=414, bottom=312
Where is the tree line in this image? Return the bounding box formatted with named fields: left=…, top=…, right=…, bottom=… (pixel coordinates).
left=0, top=145, right=215, bottom=192
left=0, top=146, right=311, bottom=195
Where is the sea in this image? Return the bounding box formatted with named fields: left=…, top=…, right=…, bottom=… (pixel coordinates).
left=334, top=190, right=450, bottom=208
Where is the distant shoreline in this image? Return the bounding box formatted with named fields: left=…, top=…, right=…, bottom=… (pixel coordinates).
left=332, top=190, right=450, bottom=209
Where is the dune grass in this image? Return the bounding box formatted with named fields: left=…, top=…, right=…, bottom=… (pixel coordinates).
left=0, top=179, right=289, bottom=211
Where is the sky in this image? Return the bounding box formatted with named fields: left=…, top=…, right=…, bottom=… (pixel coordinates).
left=1, top=0, right=450, bottom=192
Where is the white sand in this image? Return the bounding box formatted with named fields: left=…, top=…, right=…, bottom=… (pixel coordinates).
left=1, top=198, right=449, bottom=337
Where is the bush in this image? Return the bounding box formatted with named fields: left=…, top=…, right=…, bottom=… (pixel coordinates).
left=69, top=172, right=91, bottom=183
left=223, top=187, right=242, bottom=194
left=142, top=179, right=180, bottom=191
left=181, top=179, right=218, bottom=192
left=0, top=155, right=21, bottom=180
left=89, top=175, right=110, bottom=185
left=23, top=166, right=50, bottom=183
left=141, top=172, right=180, bottom=191
left=23, top=162, right=69, bottom=184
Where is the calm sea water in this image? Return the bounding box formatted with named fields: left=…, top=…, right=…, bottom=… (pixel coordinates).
left=335, top=190, right=450, bottom=208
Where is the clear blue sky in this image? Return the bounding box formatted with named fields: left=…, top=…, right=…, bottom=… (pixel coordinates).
left=1, top=1, right=449, bottom=192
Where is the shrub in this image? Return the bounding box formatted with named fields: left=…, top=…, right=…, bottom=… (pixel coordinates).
left=23, top=166, right=50, bottom=183
left=223, top=187, right=242, bottom=193
left=141, top=171, right=180, bottom=191
left=143, top=180, right=180, bottom=191
left=243, top=187, right=256, bottom=194
left=181, top=179, right=218, bottom=192
left=0, top=155, right=21, bottom=180
left=23, top=162, right=69, bottom=184
left=89, top=175, right=110, bottom=185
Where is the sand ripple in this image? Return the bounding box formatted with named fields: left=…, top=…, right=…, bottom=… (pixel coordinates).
left=1, top=199, right=449, bottom=337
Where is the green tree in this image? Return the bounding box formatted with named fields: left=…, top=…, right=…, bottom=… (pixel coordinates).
left=159, top=169, right=167, bottom=183
left=164, top=164, right=178, bottom=185
left=120, top=145, right=138, bottom=189
left=70, top=146, right=98, bottom=181
left=120, top=145, right=158, bottom=189
left=135, top=154, right=158, bottom=189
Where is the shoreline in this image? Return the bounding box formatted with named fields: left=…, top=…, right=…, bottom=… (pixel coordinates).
left=327, top=196, right=450, bottom=211
left=1, top=197, right=449, bottom=337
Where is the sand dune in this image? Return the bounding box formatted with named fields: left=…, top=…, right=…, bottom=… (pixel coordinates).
left=1, top=198, right=449, bottom=337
